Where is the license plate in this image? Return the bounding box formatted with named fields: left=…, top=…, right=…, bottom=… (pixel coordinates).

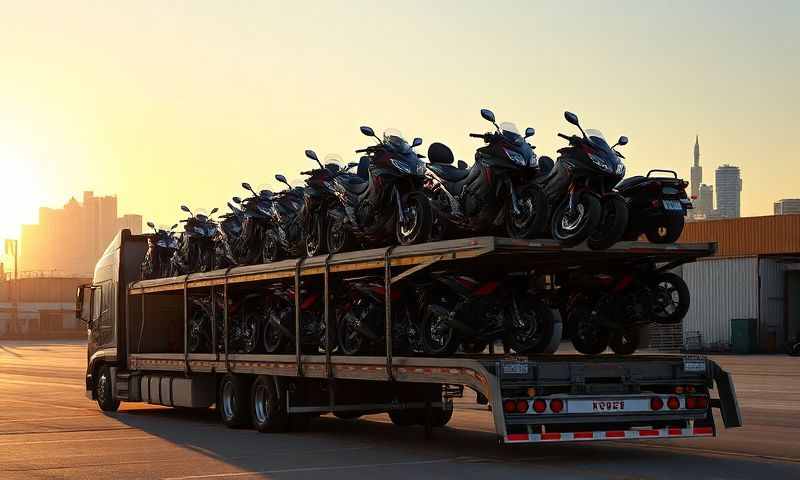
left=568, top=397, right=651, bottom=414
left=502, top=362, right=529, bottom=375
left=592, top=400, right=626, bottom=412
left=663, top=200, right=683, bottom=211
left=683, top=356, right=707, bottom=373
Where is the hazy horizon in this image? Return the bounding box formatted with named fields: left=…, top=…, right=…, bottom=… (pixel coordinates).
left=1, top=0, right=798, bottom=241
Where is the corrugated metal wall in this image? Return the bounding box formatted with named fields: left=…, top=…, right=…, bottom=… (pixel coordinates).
left=759, top=258, right=786, bottom=351
left=681, top=215, right=800, bottom=257
left=681, top=257, right=759, bottom=351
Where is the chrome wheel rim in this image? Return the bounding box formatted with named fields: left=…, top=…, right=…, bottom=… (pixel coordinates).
left=222, top=381, right=236, bottom=420
left=253, top=384, right=269, bottom=424
left=400, top=205, right=420, bottom=238
left=561, top=204, right=585, bottom=231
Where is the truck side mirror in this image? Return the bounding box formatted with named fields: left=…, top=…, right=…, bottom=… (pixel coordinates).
left=76, top=284, right=93, bottom=324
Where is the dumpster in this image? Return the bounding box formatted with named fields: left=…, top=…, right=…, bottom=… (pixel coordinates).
left=731, top=318, right=758, bottom=354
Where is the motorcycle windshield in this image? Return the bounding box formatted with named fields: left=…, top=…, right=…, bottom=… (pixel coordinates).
left=585, top=129, right=623, bottom=173
left=500, top=121, right=535, bottom=166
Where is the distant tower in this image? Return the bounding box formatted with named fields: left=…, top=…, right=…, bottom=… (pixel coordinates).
left=716, top=165, right=742, bottom=218
left=690, top=135, right=702, bottom=200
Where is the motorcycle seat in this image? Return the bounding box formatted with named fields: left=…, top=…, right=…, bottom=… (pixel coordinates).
left=427, top=162, right=470, bottom=182
left=339, top=175, right=369, bottom=194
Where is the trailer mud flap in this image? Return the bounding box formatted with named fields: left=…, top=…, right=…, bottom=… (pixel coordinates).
left=713, top=366, right=742, bottom=428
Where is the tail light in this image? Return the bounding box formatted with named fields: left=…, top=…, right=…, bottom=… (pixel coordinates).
left=686, top=396, right=708, bottom=410
left=532, top=399, right=547, bottom=413
left=549, top=399, right=564, bottom=414
left=650, top=397, right=664, bottom=410
left=667, top=397, right=680, bottom=410
left=516, top=400, right=529, bottom=414
left=503, top=400, right=516, bottom=414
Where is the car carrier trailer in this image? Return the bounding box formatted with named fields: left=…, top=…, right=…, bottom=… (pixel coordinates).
left=78, top=230, right=742, bottom=443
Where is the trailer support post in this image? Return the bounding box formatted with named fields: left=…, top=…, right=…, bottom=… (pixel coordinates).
left=294, top=258, right=306, bottom=377
left=323, top=254, right=333, bottom=379
left=384, top=246, right=396, bottom=381
left=182, top=274, right=192, bottom=376
left=223, top=270, right=231, bottom=373
left=210, top=285, right=217, bottom=361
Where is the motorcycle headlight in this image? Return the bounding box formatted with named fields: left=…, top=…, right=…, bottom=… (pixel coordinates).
left=504, top=148, right=528, bottom=167
left=416, top=161, right=426, bottom=176
left=615, top=162, right=625, bottom=176
left=588, top=153, right=613, bottom=173
left=391, top=158, right=414, bottom=175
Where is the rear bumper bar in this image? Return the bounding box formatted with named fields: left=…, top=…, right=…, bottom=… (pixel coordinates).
left=504, top=426, right=714, bottom=444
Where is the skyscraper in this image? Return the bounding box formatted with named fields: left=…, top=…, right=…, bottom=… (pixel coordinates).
left=715, top=165, right=742, bottom=219
left=690, top=135, right=702, bottom=200
left=774, top=199, right=800, bottom=215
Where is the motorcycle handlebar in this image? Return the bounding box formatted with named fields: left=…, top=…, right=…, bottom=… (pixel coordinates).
left=355, top=148, right=368, bottom=153
left=300, top=170, right=313, bottom=175
left=557, top=133, right=572, bottom=141
left=469, top=133, right=485, bottom=138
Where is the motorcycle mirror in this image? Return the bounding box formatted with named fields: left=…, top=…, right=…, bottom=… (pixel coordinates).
left=564, top=111, right=580, bottom=127
left=147, top=221, right=155, bottom=229
left=170, top=224, right=178, bottom=230
left=232, top=196, right=241, bottom=204
left=210, top=207, right=219, bottom=215
left=480, top=108, right=495, bottom=123
left=411, top=137, right=423, bottom=148
left=616, top=136, right=629, bottom=147
left=304, top=149, right=318, bottom=161
left=241, top=182, right=254, bottom=193
left=457, top=160, right=468, bottom=169
left=347, top=161, right=358, bottom=170
left=275, top=174, right=288, bottom=185
left=180, top=205, right=191, bottom=214
left=524, top=127, right=535, bottom=138
left=359, top=126, right=375, bottom=137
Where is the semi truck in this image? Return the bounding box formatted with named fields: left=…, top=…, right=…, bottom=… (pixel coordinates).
left=77, top=230, right=741, bottom=443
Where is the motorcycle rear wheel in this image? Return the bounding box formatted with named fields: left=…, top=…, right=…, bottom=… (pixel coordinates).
left=551, top=194, right=602, bottom=247
left=263, top=314, right=289, bottom=354
left=421, top=301, right=460, bottom=355
left=503, top=295, right=556, bottom=354
left=587, top=194, right=629, bottom=250
left=646, top=215, right=685, bottom=244
left=505, top=184, right=548, bottom=239
left=650, top=272, right=690, bottom=324
left=396, top=192, right=432, bottom=245
left=569, top=304, right=609, bottom=355
left=609, top=326, right=641, bottom=355
left=337, top=311, right=372, bottom=355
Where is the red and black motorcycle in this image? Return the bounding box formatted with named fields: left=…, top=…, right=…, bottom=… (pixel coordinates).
left=187, top=290, right=264, bottom=354
left=616, top=169, right=692, bottom=243
left=261, top=281, right=329, bottom=354
left=420, top=273, right=556, bottom=355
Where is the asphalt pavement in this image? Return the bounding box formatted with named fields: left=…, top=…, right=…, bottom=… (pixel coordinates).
left=0, top=340, right=798, bottom=479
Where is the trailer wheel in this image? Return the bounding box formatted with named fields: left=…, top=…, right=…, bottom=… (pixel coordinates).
left=219, top=374, right=251, bottom=428
left=388, top=409, right=417, bottom=427
left=417, top=404, right=454, bottom=427
left=250, top=375, right=288, bottom=433
left=95, top=365, right=120, bottom=412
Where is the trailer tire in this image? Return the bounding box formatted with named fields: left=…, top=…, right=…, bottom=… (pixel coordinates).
left=219, top=374, right=251, bottom=428
left=250, top=375, right=288, bottom=433
left=417, top=404, right=454, bottom=427
left=388, top=410, right=417, bottom=427
left=95, top=365, right=120, bottom=412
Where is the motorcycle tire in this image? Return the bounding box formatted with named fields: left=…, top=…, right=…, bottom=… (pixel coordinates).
left=396, top=192, right=433, bottom=245
left=609, top=326, right=641, bottom=355
left=305, top=215, right=326, bottom=257
left=188, top=309, right=210, bottom=353
left=262, top=230, right=280, bottom=263
left=587, top=194, right=629, bottom=250
left=551, top=193, right=602, bottom=248
left=569, top=303, right=610, bottom=355
left=650, top=272, right=690, bottom=324
left=235, top=303, right=263, bottom=354
left=503, top=295, right=556, bottom=354
left=326, top=212, right=354, bottom=254
left=421, top=301, right=460, bottom=356
left=263, top=309, right=290, bottom=354
left=790, top=342, right=800, bottom=357
left=198, top=247, right=215, bottom=273
left=505, top=183, right=548, bottom=239
left=645, top=215, right=685, bottom=244
left=337, top=310, right=373, bottom=356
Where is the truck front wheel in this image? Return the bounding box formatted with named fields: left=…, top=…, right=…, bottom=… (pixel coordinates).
left=250, top=375, right=288, bottom=433
left=95, top=365, right=120, bottom=412
left=218, top=374, right=251, bottom=428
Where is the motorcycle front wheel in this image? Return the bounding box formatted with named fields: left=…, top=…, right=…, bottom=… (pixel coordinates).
left=263, top=309, right=290, bottom=354
left=587, top=194, right=629, bottom=250
left=337, top=311, right=371, bottom=356
left=503, top=295, right=556, bottom=354
left=649, top=272, right=690, bottom=324
left=326, top=213, right=354, bottom=254
left=568, top=303, right=610, bottom=355
left=305, top=214, right=326, bottom=257
left=262, top=230, right=280, bottom=263
left=551, top=193, right=602, bottom=247
left=396, top=192, right=432, bottom=245
left=421, top=300, right=460, bottom=355
left=609, top=326, right=642, bottom=355
left=505, top=184, right=548, bottom=239
left=188, top=309, right=209, bottom=353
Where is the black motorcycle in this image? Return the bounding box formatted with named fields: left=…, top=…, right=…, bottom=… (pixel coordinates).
left=213, top=201, right=243, bottom=269
left=538, top=111, right=629, bottom=249
left=425, top=108, right=547, bottom=239
left=326, top=126, right=432, bottom=253
left=141, top=221, right=179, bottom=279
left=169, top=205, right=220, bottom=275
left=263, top=175, right=306, bottom=262
left=234, top=183, right=276, bottom=264
left=187, top=290, right=264, bottom=354
left=301, top=150, right=360, bottom=257
left=420, top=273, right=556, bottom=355
left=261, top=280, right=329, bottom=354
left=616, top=170, right=692, bottom=243
left=335, top=275, right=416, bottom=355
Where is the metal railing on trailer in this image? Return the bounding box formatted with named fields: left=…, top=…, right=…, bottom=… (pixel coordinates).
left=127, top=237, right=717, bottom=383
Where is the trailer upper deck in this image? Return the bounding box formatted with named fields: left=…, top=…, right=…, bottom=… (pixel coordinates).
left=128, top=237, right=716, bottom=295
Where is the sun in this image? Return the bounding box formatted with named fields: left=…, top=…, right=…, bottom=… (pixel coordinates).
left=0, top=148, right=42, bottom=241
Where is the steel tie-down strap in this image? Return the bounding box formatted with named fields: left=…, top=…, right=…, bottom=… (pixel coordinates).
left=384, top=246, right=396, bottom=381
left=294, top=257, right=306, bottom=377
left=182, top=273, right=192, bottom=376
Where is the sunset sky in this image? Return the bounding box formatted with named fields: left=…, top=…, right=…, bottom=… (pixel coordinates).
left=0, top=0, right=797, bottom=240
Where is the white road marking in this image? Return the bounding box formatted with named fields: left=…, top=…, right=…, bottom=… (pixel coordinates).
left=163, top=457, right=468, bottom=479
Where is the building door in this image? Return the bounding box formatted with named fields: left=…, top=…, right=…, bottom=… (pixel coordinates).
left=786, top=271, right=800, bottom=344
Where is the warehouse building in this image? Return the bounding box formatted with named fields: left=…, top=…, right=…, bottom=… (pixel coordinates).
left=0, top=275, right=90, bottom=338
left=678, top=215, right=800, bottom=352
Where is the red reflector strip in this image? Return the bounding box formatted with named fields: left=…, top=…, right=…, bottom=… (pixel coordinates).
left=638, top=430, right=660, bottom=437
left=693, top=426, right=713, bottom=435
left=503, top=426, right=715, bottom=444
left=574, top=432, right=594, bottom=439
left=605, top=431, right=626, bottom=438
left=668, top=428, right=683, bottom=436
left=541, top=432, right=561, bottom=441
left=507, top=433, right=529, bottom=441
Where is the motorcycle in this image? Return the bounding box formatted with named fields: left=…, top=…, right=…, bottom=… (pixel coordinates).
left=335, top=275, right=417, bottom=355
left=538, top=111, right=629, bottom=249
left=234, top=183, right=276, bottom=265
left=561, top=269, right=690, bottom=355
left=420, top=273, right=557, bottom=355
left=141, top=221, right=179, bottom=279
left=424, top=108, right=547, bottom=239
left=169, top=205, right=220, bottom=275
left=616, top=169, right=692, bottom=243
left=213, top=201, right=243, bottom=269
left=326, top=126, right=432, bottom=253
left=263, top=175, right=307, bottom=262
left=301, top=150, right=360, bottom=257
left=261, top=280, right=329, bottom=354
left=187, top=290, right=264, bottom=354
